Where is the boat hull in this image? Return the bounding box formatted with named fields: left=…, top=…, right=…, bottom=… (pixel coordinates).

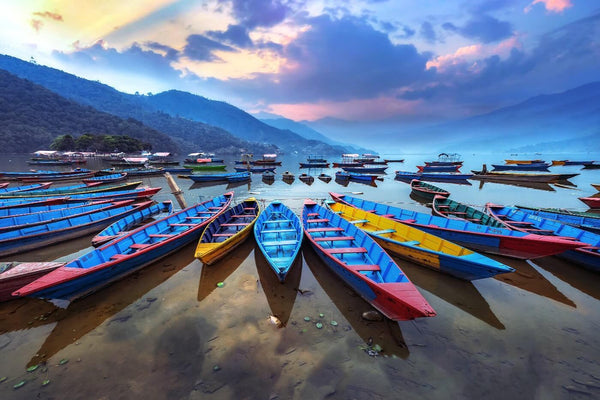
left=0, top=262, right=65, bottom=301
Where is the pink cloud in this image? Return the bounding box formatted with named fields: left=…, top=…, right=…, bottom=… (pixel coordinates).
left=30, top=19, right=43, bottom=32
left=524, top=0, right=573, bottom=14
left=33, top=11, right=64, bottom=21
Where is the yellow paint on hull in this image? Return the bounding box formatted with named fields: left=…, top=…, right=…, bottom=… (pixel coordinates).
left=551, top=160, right=567, bottom=166
left=504, top=159, right=543, bottom=165
left=328, top=202, right=473, bottom=272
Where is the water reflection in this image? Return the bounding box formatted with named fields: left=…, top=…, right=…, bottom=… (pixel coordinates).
left=226, top=180, right=252, bottom=190
left=26, top=241, right=197, bottom=367
left=398, top=258, right=505, bottom=330
left=395, top=177, right=472, bottom=186
left=534, top=256, right=600, bottom=301
left=0, top=298, right=59, bottom=334
left=197, top=239, right=254, bottom=302
left=475, top=180, right=555, bottom=192
left=303, top=246, right=409, bottom=358
left=254, top=245, right=302, bottom=327
left=491, top=256, right=575, bottom=307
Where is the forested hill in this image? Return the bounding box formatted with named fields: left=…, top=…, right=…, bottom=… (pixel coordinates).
left=0, top=69, right=178, bottom=153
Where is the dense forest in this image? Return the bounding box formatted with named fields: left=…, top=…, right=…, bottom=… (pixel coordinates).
left=0, top=69, right=178, bottom=153
left=51, top=134, right=150, bottom=152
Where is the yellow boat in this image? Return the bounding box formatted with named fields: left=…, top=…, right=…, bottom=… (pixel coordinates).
left=504, top=159, right=544, bottom=164
left=195, top=198, right=261, bottom=265
left=327, top=201, right=513, bottom=280
left=552, top=160, right=567, bottom=166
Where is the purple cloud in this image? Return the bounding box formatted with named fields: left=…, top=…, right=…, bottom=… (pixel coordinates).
left=207, top=24, right=253, bottom=48
left=145, top=42, right=179, bottom=61
left=225, top=0, right=290, bottom=29
left=183, top=34, right=236, bottom=61
left=443, top=14, right=513, bottom=43
left=420, top=21, right=436, bottom=43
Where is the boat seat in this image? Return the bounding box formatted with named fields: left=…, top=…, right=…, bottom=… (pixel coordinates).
left=508, top=221, right=534, bottom=225
left=110, top=254, right=129, bottom=260
left=243, top=207, right=256, bottom=211
left=450, top=211, right=467, bottom=215
left=198, top=211, right=218, bottom=214
left=263, top=229, right=296, bottom=234
left=186, top=216, right=208, bottom=219
left=208, top=207, right=222, bottom=210
left=261, top=240, right=298, bottom=246
left=307, top=227, right=344, bottom=233
left=221, top=223, right=249, bottom=227
left=130, top=243, right=152, bottom=249
left=314, top=236, right=354, bottom=242
left=467, top=218, right=481, bottom=222
left=401, top=219, right=416, bottom=223
left=149, top=234, right=174, bottom=238
left=325, top=247, right=367, bottom=254
left=212, top=233, right=235, bottom=237
left=232, top=214, right=254, bottom=218
left=371, top=229, right=396, bottom=235
left=170, top=223, right=196, bottom=227
left=307, top=218, right=329, bottom=223
left=346, top=264, right=381, bottom=272
left=402, top=240, right=420, bottom=246
left=307, top=213, right=319, bottom=217
left=436, top=205, right=450, bottom=208
left=349, top=219, right=369, bottom=224
left=264, top=219, right=291, bottom=224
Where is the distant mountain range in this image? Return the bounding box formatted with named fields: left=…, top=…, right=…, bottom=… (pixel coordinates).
left=0, top=54, right=353, bottom=155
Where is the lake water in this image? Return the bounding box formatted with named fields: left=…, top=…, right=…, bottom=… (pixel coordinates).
left=1, top=152, right=599, bottom=399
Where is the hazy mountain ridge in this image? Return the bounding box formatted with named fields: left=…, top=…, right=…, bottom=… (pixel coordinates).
left=0, top=69, right=182, bottom=153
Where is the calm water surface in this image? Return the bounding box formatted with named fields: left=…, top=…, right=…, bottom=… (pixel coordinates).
left=1, top=152, right=599, bottom=399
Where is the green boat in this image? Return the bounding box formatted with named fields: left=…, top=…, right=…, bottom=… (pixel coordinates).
left=431, top=195, right=504, bottom=227
left=0, top=181, right=143, bottom=199
left=183, top=164, right=227, bottom=171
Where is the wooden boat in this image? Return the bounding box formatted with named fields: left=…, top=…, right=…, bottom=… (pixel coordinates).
left=18, top=172, right=95, bottom=182
left=0, top=183, right=8, bottom=189
left=162, top=168, right=192, bottom=174
left=195, top=198, right=260, bottom=265
left=57, top=187, right=161, bottom=202
left=592, top=184, right=600, bottom=192
left=227, top=171, right=251, bottom=182
left=14, top=193, right=233, bottom=300
left=27, top=160, right=73, bottom=166
left=0, top=200, right=135, bottom=233
left=82, top=173, right=127, bottom=184
left=486, top=204, right=600, bottom=272
left=148, top=160, right=179, bottom=166
left=583, top=163, right=600, bottom=170
left=184, top=164, right=227, bottom=171
left=0, top=181, right=142, bottom=199
left=0, top=168, right=91, bottom=179
left=252, top=154, right=281, bottom=165
left=327, top=201, right=514, bottom=280
left=417, top=165, right=460, bottom=173
left=0, top=182, right=52, bottom=193
left=425, top=153, right=463, bottom=166
left=332, top=162, right=363, bottom=168
left=342, top=166, right=387, bottom=174
left=318, top=173, right=332, bottom=183
left=491, top=163, right=550, bottom=172
left=470, top=169, right=578, bottom=183
left=516, top=205, right=600, bottom=234
left=282, top=171, right=294, bottom=184
left=302, top=199, right=435, bottom=321
left=504, top=159, right=544, bottom=164
left=299, top=162, right=329, bottom=168
left=0, top=200, right=153, bottom=257
left=579, top=197, right=600, bottom=209
left=564, top=160, right=595, bottom=166
left=234, top=166, right=275, bottom=173
left=551, top=160, right=567, bottom=166
left=92, top=201, right=174, bottom=246
left=1, top=261, right=66, bottom=302
left=329, top=192, right=586, bottom=259
left=336, top=171, right=377, bottom=184
left=384, top=159, right=404, bottom=163
left=103, top=168, right=164, bottom=177
left=363, top=160, right=388, bottom=165
left=395, top=170, right=473, bottom=182
left=307, top=155, right=327, bottom=163
left=189, top=172, right=249, bottom=183
left=299, top=173, right=314, bottom=185
left=410, top=179, right=450, bottom=201
left=262, top=171, right=275, bottom=184
left=254, top=201, right=303, bottom=282
left=432, top=196, right=504, bottom=227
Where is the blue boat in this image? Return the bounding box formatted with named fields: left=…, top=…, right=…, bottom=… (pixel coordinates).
left=417, top=165, right=461, bottom=173
left=300, top=162, right=329, bottom=168
left=302, top=200, right=435, bottom=321
left=227, top=172, right=251, bottom=182
left=486, top=205, right=600, bottom=272
left=163, top=168, right=193, bottom=174
left=0, top=169, right=90, bottom=178
left=342, top=166, right=387, bottom=174
left=92, top=201, right=174, bottom=246
left=189, top=172, right=249, bottom=183
left=395, top=170, right=473, bottom=183
left=0, top=181, right=142, bottom=198
left=234, top=166, right=276, bottom=173
left=0, top=182, right=53, bottom=193
left=14, top=192, right=234, bottom=301
left=491, top=163, right=550, bottom=171
left=254, top=201, right=303, bottom=282
left=0, top=200, right=135, bottom=233
left=82, top=173, right=128, bottom=184
left=329, top=192, right=585, bottom=260
left=98, top=168, right=164, bottom=177
left=516, top=205, right=600, bottom=233
left=0, top=199, right=91, bottom=217
left=335, top=171, right=377, bottom=184
left=0, top=200, right=154, bottom=257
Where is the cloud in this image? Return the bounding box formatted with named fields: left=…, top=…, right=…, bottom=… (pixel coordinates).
left=225, top=0, right=290, bottom=29
left=33, top=11, right=63, bottom=21
left=443, top=14, right=513, bottom=43
left=420, top=21, right=436, bottom=43
left=207, top=24, right=253, bottom=48
left=524, top=0, right=573, bottom=14
left=30, top=19, right=43, bottom=32
left=183, top=34, right=236, bottom=61
left=145, top=42, right=180, bottom=61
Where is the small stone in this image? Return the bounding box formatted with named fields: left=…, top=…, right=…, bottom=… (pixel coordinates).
left=58, top=358, right=69, bottom=365
left=213, top=365, right=221, bottom=372
left=27, top=365, right=39, bottom=372
left=303, top=316, right=311, bottom=322
left=319, top=313, right=324, bottom=318
left=330, top=321, right=338, bottom=326
left=0, top=377, right=6, bottom=383
left=315, top=322, right=323, bottom=329
left=216, top=282, right=224, bottom=288
left=362, top=310, right=383, bottom=321
left=13, top=380, right=26, bottom=389
left=42, top=380, right=50, bottom=387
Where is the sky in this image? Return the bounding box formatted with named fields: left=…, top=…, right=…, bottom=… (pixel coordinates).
left=1, top=0, right=599, bottom=124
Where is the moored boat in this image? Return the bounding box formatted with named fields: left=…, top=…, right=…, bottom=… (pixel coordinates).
left=516, top=205, right=600, bottom=234
left=82, top=173, right=128, bottom=184
left=234, top=166, right=275, bottom=173
left=254, top=201, right=303, bottom=282
left=302, top=199, right=436, bottom=321
left=0, top=262, right=66, bottom=302
left=342, top=166, right=387, bottom=174
left=189, top=172, right=249, bottom=183
left=417, top=165, right=460, bottom=173
left=396, top=170, right=473, bottom=182
left=184, top=164, right=227, bottom=171
left=299, top=162, right=329, bottom=168
left=299, top=173, right=314, bottom=185
left=504, top=159, right=544, bottom=165
left=491, top=163, right=551, bottom=172
left=282, top=171, right=295, bottom=184
left=318, top=173, right=332, bottom=183
left=0, top=181, right=142, bottom=198
left=0, top=182, right=53, bottom=193
left=579, top=197, right=600, bottom=209
left=14, top=193, right=233, bottom=301
left=195, top=198, right=260, bottom=265
left=410, top=180, right=450, bottom=201
left=92, top=201, right=174, bottom=246
left=470, top=168, right=578, bottom=183
left=329, top=192, right=586, bottom=259
left=592, top=183, right=600, bottom=192
left=432, top=196, right=504, bottom=227
left=336, top=171, right=377, bottom=184
left=18, top=172, right=95, bottom=183
left=327, top=201, right=514, bottom=280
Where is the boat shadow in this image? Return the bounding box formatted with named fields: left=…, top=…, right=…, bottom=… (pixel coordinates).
left=396, top=177, right=472, bottom=186
left=490, top=255, right=575, bottom=307
left=25, top=241, right=198, bottom=367
left=254, top=244, right=302, bottom=327
left=475, top=180, right=555, bottom=192
left=533, top=256, right=600, bottom=302
left=302, top=246, right=410, bottom=358
left=396, top=257, right=506, bottom=330
left=197, top=238, right=255, bottom=302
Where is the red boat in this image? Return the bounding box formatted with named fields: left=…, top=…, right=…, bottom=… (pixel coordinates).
left=0, top=262, right=65, bottom=301
left=579, top=197, right=600, bottom=209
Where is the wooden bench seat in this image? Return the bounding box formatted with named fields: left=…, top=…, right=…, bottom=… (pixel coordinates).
left=170, top=223, right=196, bottom=227
left=212, top=233, right=235, bottom=237
left=130, top=243, right=152, bottom=249
left=261, top=240, right=298, bottom=246
left=349, top=219, right=368, bottom=224
left=307, top=227, right=344, bottom=233
left=345, top=264, right=381, bottom=272
left=325, top=247, right=367, bottom=254
left=110, top=254, right=129, bottom=260
left=314, top=236, right=354, bottom=242
left=371, top=229, right=396, bottom=235
left=307, top=218, right=330, bottom=223
left=307, top=213, right=319, bottom=217
left=221, top=223, right=249, bottom=227
left=149, top=234, right=174, bottom=238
